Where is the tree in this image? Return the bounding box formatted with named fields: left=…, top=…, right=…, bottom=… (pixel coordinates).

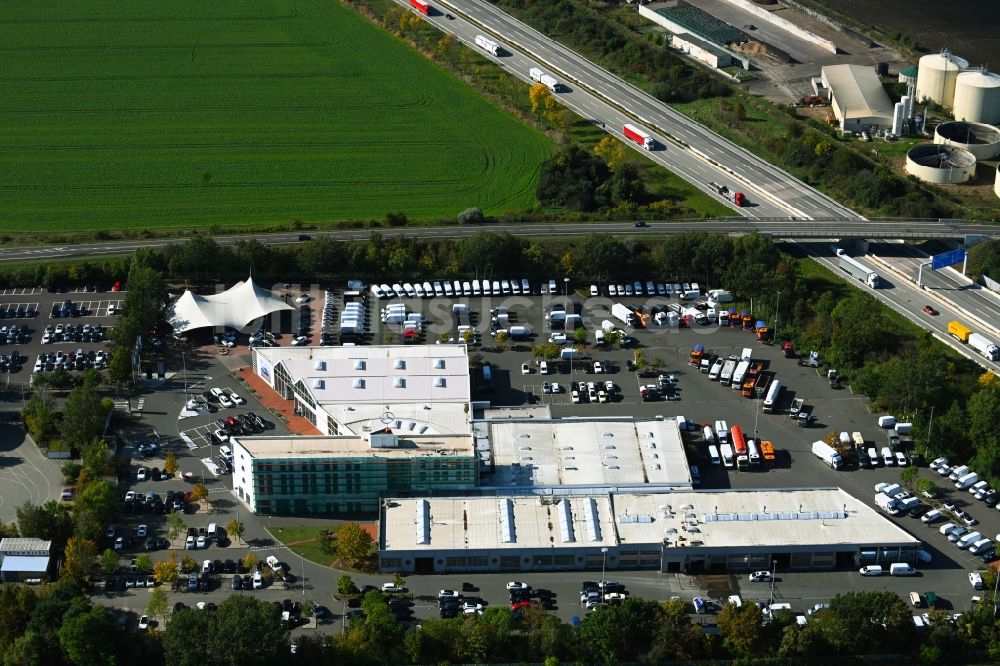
left=900, top=466, right=918, bottom=486
left=61, top=537, right=97, bottom=583
left=136, top=553, right=152, bottom=574
left=190, top=482, right=208, bottom=503
left=457, top=207, right=485, bottom=225
left=336, top=523, right=373, bottom=566
left=393, top=573, right=405, bottom=590
left=593, top=136, right=628, bottom=171
left=107, top=346, right=133, bottom=386
left=337, top=574, right=357, bottom=596
left=573, top=327, right=588, bottom=344
left=73, top=479, right=117, bottom=542
left=243, top=553, right=258, bottom=573
left=916, top=478, right=937, bottom=497
left=529, top=83, right=551, bottom=114
left=162, top=601, right=213, bottom=666
left=16, top=500, right=73, bottom=546
left=59, top=384, right=106, bottom=451
left=494, top=330, right=509, bottom=345
left=99, top=548, right=119, bottom=575
left=22, top=392, right=57, bottom=444
left=227, top=519, right=245, bottom=544
left=718, top=601, right=766, bottom=657
left=536, top=145, right=610, bottom=212
left=164, top=451, right=178, bottom=476
left=154, top=553, right=179, bottom=585
left=575, top=234, right=629, bottom=278
left=147, top=587, right=169, bottom=624
left=57, top=604, right=118, bottom=666
left=206, top=595, right=288, bottom=665
left=167, top=511, right=185, bottom=541
left=180, top=556, right=198, bottom=573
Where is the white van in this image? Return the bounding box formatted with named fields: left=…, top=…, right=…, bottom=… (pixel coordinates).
left=207, top=523, right=218, bottom=540
left=867, top=447, right=879, bottom=466
left=889, top=563, right=917, bottom=576
left=949, top=465, right=970, bottom=481
left=956, top=472, right=980, bottom=490
left=877, top=415, right=896, bottom=428
left=958, top=531, right=982, bottom=549
left=921, top=509, right=943, bottom=524
left=708, top=445, right=721, bottom=466
left=703, top=425, right=716, bottom=443
left=881, top=447, right=894, bottom=465
left=938, top=521, right=959, bottom=536
left=970, top=480, right=989, bottom=495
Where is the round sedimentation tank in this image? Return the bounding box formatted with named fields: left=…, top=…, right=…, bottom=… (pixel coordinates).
left=934, top=121, right=1000, bottom=159
left=916, top=51, right=969, bottom=107
left=899, top=64, right=918, bottom=85
left=995, top=164, right=1000, bottom=201
left=953, top=70, right=1000, bottom=124
left=905, top=144, right=976, bottom=184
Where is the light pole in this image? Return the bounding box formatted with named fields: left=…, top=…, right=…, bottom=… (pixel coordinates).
left=564, top=278, right=571, bottom=379
left=182, top=350, right=187, bottom=394
left=301, top=551, right=306, bottom=608
left=600, top=547, right=609, bottom=602
left=773, top=291, right=781, bottom=343
left=768, top=559, right=777, bottom=609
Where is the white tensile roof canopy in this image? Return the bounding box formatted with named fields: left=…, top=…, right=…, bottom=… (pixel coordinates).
left=168, top=277, right=293, bottom=333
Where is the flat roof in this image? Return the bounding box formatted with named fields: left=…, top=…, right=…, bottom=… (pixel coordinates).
left=382, top=495, right=617, bottom=551
left=0, top=538, right=50, bottom=555
left=0, top=556, right=49, bottom=573
left=822, top=64, right=893, bottom=120
left=234, top=433, right=475, bottom=460
left=614, top=488, right=919, bottom=549
left=254, top=345, right=471, bottom=405
left=486, top=418, right=691, bottom=488
left=329, top=402, right=472, bottom=437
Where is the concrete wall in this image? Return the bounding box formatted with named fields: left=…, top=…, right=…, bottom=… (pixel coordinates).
left=639, top=5, right=749, bottom=69
left=719, top=0, right=837, bottom=54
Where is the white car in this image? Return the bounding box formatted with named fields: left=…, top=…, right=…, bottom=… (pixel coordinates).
left=551, top=382, right=561, bottom=394
left=608, top=285, right=618, bottom=296
left=294, top=294, right=310, bottom=304
left=291, top=335, right=309, bottom=346
left=539, top=361, right=548, bottom=375
left=228, top=390, right=245, bottom=405
left=749, top=570, right=772, bottom=582
left=859, top=566, right=883, bottom=576
left=108, top=303, right=118, bottom=315
left=138, top=615, right=149, bottom=631
left=217, top=394, right=233, bottom=409
left=137, top=524, right=148, bottom=538
left=41, top=333, right=51, bottom=344
left=593, top=361, right=604, bottom=374
left=506, top=581, right=529, bottom=591
left=124, top=491, right=136, bottom=502
left=136, top=468, right=148, bottom=481
left=210, top=387, right=226, bottom=399
left=253, top=571, right=263, bottom=589
left=196, top=535, right=207, bottom=549
left=381, top=583, right=403, bottom=593
left=590, top=285, right=599, bottom=296
left=214, top=429, right=229, bottom=443
left=521, top=363, right=530, bottom=375
left=895, top=451, right=908, bottom=466
left=549, top=333, right=567, bottom=344
left=438, top=590, right=461, bottom=599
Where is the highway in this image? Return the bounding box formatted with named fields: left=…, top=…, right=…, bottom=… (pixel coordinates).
left=433, top=0, right=860, bottom=220
left=1, top=219, right=998, bottom=264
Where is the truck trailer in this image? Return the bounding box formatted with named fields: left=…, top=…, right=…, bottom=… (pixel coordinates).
left=730, top=360, right=750, bottom=389
left=529, top=67, right=561, bottom=92
left=611, top=303, right=637, bottom=327
left=732, top=425, right=749, bottom=469
left=969, top=332, right=1000, bottom=361
left=475, top=34, right=502, bottom=56
left=762, top=380, right=781, bottom=413
left=409, top=0, right=430, bottom=15
left=834, top=248, right=880, bottom=288
left=719, top=359, right=737, bottom=385
left=623, top=123, right=655, bottom=151
left=811, top=440, right=843, bottom=469
left=708, top=182, right=746, bottom=207
left=948, top=320, right=972, bottom=342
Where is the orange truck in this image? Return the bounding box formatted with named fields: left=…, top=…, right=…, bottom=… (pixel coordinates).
left=760, top=440, right=776, bottom=466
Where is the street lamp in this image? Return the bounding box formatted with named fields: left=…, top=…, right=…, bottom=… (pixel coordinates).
left=564, top=278, right=571, bottom=379
left=600, top=547, right=609, bottom=602
left=769, top=559, right=777, bottom=609
left=773, top=291, right=782, bottom=344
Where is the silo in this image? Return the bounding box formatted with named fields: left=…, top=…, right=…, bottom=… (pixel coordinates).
left=916, top=51, right=969, bottom=107
left=898, top=64, right=918, bottom=85
left=954, top=70, right=1000, bottom=124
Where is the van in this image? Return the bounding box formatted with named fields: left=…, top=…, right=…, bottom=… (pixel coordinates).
left=202, top=559, right=212, bottom=574
left=878, top=415, right=896, bottom=428
left=938, top=522, right=959, bottom=536
left=957, top=531, right=982, bottom=549
left=897, top=497, right=919, bottom=512
left=708, top=445, right=721, bottom=466
left=881, top=447, right=894, bottom=465
left=909, top=592, right=923, bottom=607
left=560, top=348, right=584, bottom=360
left=207, top=523, right=218, bottom=540
left=921, top=509, right=942, bottom=524
left=949, top=465, right=970, bottom=481
left=890, top=563, right=917, bottom=576
left=956, top=472, right=980, bottom=490
left=970, top=480, right=989, bottom=495
left=839, top=432, right=851, bottom=446
left=220, top=446, right=233, bottom=460
left=703, top=425, right=716, bottom=444
left=867, top=448, right=879, bottom=466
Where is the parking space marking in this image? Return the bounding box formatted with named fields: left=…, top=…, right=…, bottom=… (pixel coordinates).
left=0, top=302, right=40, bottom=319
left=0, top=287, right=42, bottom=296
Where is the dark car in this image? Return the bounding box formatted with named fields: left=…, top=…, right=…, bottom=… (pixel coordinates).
left=173, top=602, right=188, bottom=614
left=633, top=221, right=647, bottom=228
left=908, top=503, right=930, bottom=518
left=297, top=234, right=312, bottom=241
left=232, top=575, right=242, bottom=590
left=981, top=551, right=1000, bottom=564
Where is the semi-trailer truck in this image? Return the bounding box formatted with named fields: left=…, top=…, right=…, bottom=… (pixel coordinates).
left=708, top=182, right=746, bottom=207
left=731, top=360, right=750, bottom=389
left=611, top=303, right=637, bottom=327
left=409, top=0, right=430, bottom=15
left=732, top=425, right=749, bottom=469
left=811, top=440, right=843, bottom=469
left=475, top=34, right=502, bottom=56
left=529, top=68, right=561, bottom=92
left=623, top=123, right=655, bottom=150
left=969, top=332, right=1000, bottom=361
left=948, top=320, right=972, bottom=342
left=834, top=248, right=880, bottom=288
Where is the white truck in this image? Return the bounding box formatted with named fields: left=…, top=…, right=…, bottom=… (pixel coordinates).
left=720, top=443, right=735, bottom=468
left=475, top=34, right=502, bottom=56
left=748, top=439, right=761, bottom=465
left=762, top=380, right=781, bottom=413
left=707, top=289, right=733, bottom=303
left=719, top=359, right=737, bottom=385
left=968, top=333, right=1000, bottom=361
left=874, top=492, right=901, bottom=515
left=730, top=360, right=750, bottom=389
left=529, top=67, right=561, bottom=92
left=611, top=303, right=637, bottom=327
left=714, top=420, right=730, bottom=445
left=708, top=357, right=725, bottom=381
left=811, top=440, right=843, bottom=469
left=834, top=248, right=880, bottom=288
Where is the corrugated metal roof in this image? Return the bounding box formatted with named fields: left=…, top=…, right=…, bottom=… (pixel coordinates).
left=822, top=64, right=894, bottom=120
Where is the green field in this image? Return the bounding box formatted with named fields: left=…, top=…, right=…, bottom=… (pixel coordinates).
left=0, top=0, right=553, bottom=233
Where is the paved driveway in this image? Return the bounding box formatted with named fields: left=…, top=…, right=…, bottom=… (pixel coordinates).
left=0, top=423, right=66, bottom=522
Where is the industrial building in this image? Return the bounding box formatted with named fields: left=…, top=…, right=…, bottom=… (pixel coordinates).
left=820, top=64, right=894, bottom=132
left=250, top=344, right=472, bottom=437
left=232, top=430, right=478, bottom=515
left=378, top=488, right=920, bottom=574
left=671, top=33, right=733, bottom=69
left=639, top=1, right=749, bottom=70
left=481, top=417, right=692, bottom=490
left=0, top=538, right=52, bottom=583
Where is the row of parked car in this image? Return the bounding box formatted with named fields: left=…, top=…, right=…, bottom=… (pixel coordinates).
left=371, top=279, right=536, bottom=300
left=607, top=281, right=700, bottom=298
left=41, top=322, right=106, bottom=344
left=34, top=349, right=106, bottom=372
left=0, top=324, right=30, bottom=344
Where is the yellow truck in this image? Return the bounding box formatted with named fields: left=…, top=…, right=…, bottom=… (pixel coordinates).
left=948, top=320, right=972, bottom=343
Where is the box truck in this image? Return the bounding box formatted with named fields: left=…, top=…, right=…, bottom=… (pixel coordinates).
left=948, top=321, right=972, bottom=343
left=714, top=420, right=729, bottom=445
left=623, top=123, right=655, bottom=150
left=875, top=492, right=901, bottom=515
left=611, top=303, right=637, bottom=327
left=475, top=34, right=502, bottom=56
left=834, top=248, right=880, bottom=288
left=720, top=443, right=734, bottom=468
left=969, top=332, right=1000, bottom=361
left=409, top=0, right=430, bottom=15
left=719, top=359, right=737, bottom=385
left=731, top=360, right=750, bottom=389
left=540, top=74, right=561, bottom=93
left=762, top=380, right=781, bottom=413
left=811, top=440, right=843, bottom=469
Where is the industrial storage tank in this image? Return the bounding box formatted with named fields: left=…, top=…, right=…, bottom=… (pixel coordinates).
left=935, top=121, right=1000, bottom=159
left=953, top=70, right=1000, bottom=124
left=905, top=144, right=976, bottom=184
left=995, top=164, right=1000, bottom=201
left=916, top=51, right=969, bottom=107
left=898, top=64, right=918, bottom=86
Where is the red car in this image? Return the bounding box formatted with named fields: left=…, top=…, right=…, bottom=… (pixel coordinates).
left=922, top=305, right=939, bottom=316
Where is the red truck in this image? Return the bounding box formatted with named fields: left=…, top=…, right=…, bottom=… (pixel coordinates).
left=623, top=123, right=655, bottom=151
left=708, top=182, right=746, bottom=207
left=410, top=0, right=430, bottom=15
left=731, top=425, right=749, bottom=469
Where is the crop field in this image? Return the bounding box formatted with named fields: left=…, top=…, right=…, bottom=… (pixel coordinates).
left=0, top=0, right=552, bottom=233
